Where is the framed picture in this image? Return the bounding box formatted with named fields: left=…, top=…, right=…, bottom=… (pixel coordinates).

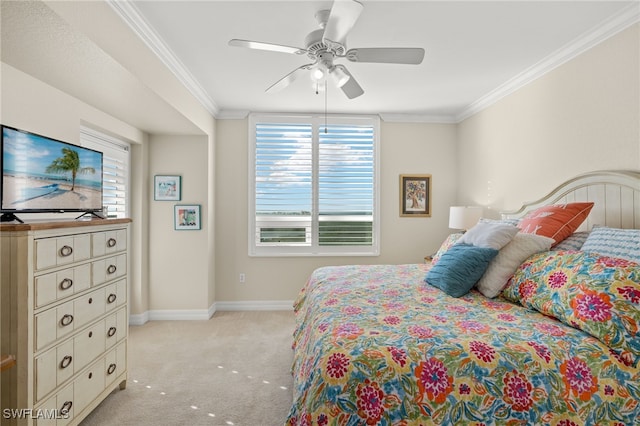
left=174, top=204, right=201, bottom=230
left=154, top=175, right=181, bottom=201
left=400, top=174, right=431, bottom=217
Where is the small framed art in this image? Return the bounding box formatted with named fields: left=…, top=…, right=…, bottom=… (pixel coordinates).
left=174, top=204, right=201, bottom=230
left=400, top=174, right=431, bottom=217
left=154, top=175, right=181, bottom=201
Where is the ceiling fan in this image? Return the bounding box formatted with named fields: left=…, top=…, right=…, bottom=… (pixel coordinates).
left=228, top=0, right=425, bottom=99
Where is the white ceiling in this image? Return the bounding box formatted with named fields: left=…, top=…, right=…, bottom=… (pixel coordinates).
left=128, top=0, right=639, bottom=121
left=1, top=1, right=639, bottom=135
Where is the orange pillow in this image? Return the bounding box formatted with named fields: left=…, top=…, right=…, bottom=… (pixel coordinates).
left=518, top=202, right=594, bottom=245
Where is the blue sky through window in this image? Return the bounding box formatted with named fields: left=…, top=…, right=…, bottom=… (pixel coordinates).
left=255, top=123, right=373, bottom=216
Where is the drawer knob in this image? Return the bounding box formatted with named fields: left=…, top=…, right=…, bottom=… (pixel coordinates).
left=107, top=238, right=117, bottom=248
left=60, top=314, right=74, bottom=327
left=60, top=355, right=73, bottom=369
left=107, top=326, right=117, bottom=337
left=107, top=293, right=117, bottom=304
left=107, top=363, right=117, bottom=375
left=60, top=278, right=73, bottom=290
left=107, top=264, right=117, bottom=274
left=60, top=401, right=72, bottom=416
left=59, top=245, right=73, bottom=257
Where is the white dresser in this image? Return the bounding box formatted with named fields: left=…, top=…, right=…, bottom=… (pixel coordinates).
left=1, top=219, right=131, bottom=425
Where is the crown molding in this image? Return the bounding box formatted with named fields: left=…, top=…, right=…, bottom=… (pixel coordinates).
left=216, top=110, right=251, bottom=120
left=107, top=0, right=220, bottom=118
left=108, top=1, right=638, bottom=126
left=378, top=113, right=457, bottom=124
left=456, top=3, right=640, bottom=123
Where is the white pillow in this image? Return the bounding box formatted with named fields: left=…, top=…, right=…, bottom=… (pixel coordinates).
left=457, top=221, right=519, bottom=250
left=476, top=233, right=554, bottom=298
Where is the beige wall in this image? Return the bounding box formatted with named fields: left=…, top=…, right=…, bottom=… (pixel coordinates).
left=148, top=135, right=211, bottom=311
left=214, top=119, right=458, bottom=303
left=457, top=23, right=640, bottom=214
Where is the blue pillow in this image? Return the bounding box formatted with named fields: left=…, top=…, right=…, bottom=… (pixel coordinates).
left=581, top=226, right=640, bottom=264
left=425, top=243, right=499, bottom=297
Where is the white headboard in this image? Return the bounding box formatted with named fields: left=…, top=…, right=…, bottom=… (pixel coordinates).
left=502, top=170, right=640, bottom=231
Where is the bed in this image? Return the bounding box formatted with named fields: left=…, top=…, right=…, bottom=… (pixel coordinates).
left=286, top=170, right=640, bottom=425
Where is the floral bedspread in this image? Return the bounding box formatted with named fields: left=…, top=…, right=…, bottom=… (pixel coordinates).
left=286, top=264, right=640, bottom=426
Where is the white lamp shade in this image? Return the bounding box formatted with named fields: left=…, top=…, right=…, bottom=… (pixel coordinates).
left=449, top=206, right=483, bottom=230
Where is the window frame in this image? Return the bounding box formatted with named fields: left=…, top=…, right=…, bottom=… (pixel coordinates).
left=248, top=113, right=380, bottom=257
left=80, top=126, right=130, bottom=219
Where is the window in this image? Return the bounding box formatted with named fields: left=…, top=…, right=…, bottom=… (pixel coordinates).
left=249, top=114, right=379, bottom=256
left=80, top=127, right=130, bottom=218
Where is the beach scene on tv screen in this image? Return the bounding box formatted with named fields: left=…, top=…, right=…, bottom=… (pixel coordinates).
left=2, top=128, right=102, bottom=211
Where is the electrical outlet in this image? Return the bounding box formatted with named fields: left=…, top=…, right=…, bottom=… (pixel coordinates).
left=239, top=273, right=246, bottom=283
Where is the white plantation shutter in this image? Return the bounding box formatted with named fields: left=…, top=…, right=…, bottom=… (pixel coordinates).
left=255, top=122, right=313, bottom=245
left=319, top=124, right=374, bottom=246
left=80, top=127, right=130, bottom=218
left=249, top=114, right=379, bottom=256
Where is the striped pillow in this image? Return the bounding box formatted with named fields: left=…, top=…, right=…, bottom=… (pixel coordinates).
left=581, top=226, right=640, bottom=263
left=552, top=231, right=590, bottom=251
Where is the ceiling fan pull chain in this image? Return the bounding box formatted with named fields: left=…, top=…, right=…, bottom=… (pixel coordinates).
left=325, top=80, right=328, bottom=134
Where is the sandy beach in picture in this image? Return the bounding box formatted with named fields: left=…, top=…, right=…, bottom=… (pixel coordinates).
left=2, top=174, right=101, bottom=211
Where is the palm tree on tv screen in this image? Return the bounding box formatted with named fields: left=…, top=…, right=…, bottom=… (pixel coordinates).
left=45, top=147, right=95, bottom=191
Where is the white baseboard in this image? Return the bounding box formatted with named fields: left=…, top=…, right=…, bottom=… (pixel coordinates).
left=128, top=311, right=150, bottom=326
left=128, top=300, right=293, bottom=325
left=214, top=300, right=294, bottom=311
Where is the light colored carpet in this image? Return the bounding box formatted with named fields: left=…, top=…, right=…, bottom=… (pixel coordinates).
left=80, top=311, right=295, bottom=426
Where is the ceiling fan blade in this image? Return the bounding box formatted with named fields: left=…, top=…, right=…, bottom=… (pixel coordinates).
left=229, top=39, right=306, bottom=55
left=346, top=48, right=425, bottom=64
left=322, top=0, right=363, bottom=49
left=266, top=64, right=315, bottom=93
left=337, top=66, right=364, bottom=99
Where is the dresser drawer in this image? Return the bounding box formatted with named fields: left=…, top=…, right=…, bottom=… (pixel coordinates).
left=73, top=357, right=106, bottom=416
left=35, top=340, right=74, bottom=402
left=73, top=287, right=106, bottom=329
left=72, top=320, right=106, bottom=374
left=104, top=342, right=127, bottom=388
left=104, top=279, right=127, bottom=313
left=35, top=286, right=107, bottom=351
left=35, top=382, right=74, bottom=426
left=35, top=264, right=91, bottom=309
left=105, top=308, right=127, bottom=350
left=92, top=254, right=126, bottom=286
left=35, top=300, right=76, bottom=351
left=35, top=234, right=91, bottom=271
left=92, top=229, right=127, bottom=257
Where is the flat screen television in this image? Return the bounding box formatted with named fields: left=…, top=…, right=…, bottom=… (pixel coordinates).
left=1, top=125, right=103, bottom=222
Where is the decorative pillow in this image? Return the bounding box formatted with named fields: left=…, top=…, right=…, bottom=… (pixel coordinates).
left=581, top=226, right=640, bottom=264
left=457, top=221, right=519, bottom=250
left=502, top=251, right=640, bottom=366
left=476, top=233, right=554, bottom=298
left=479, top=217, right=520, bottom=227
left=425, top=244, right=499, bottom=298
left=431, top=233, right=463, bottom=265
left=518, top=202, right=594, bottom=245
left=551, top=231, right=590, bottom=251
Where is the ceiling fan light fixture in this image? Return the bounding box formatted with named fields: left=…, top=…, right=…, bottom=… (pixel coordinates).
left=330, top=65, right=350, bottom=88
left=311, top=67, right=325, bottom=80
